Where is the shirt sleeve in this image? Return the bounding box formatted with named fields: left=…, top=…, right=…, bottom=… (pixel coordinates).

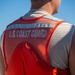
left=0, top=35, right=2, bottom=49
left=0, top=32, right=4, bottom=50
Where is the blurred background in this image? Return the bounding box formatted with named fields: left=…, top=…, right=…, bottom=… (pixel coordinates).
left=0, top=0, right=75, bottom=36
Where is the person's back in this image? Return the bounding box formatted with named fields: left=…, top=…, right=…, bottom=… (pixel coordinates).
left=0, top=0, right=75, bottom=75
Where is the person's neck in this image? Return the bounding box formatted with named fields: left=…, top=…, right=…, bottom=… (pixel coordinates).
left=31, top=2, right=54, bottom=15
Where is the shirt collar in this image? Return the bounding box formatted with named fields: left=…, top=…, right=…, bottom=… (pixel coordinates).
left=22, top=9, right=62, bottom=22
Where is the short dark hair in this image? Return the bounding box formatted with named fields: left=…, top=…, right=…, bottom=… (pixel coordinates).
left=31, top=0, right=44, bottom=2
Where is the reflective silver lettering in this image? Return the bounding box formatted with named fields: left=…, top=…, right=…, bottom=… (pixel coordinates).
left=9, top=30, right=15, bottom=38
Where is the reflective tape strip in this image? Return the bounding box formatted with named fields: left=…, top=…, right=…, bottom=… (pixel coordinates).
left=6, top=23, right=55, bottom=30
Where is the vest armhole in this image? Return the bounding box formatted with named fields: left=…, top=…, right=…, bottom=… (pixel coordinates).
left=46, top=20, right=65, bottom=65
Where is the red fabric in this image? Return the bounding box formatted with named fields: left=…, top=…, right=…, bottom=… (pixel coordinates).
left=5, top=42, right=52, bottom=75
left=3, top=16, right=70, bottom=75
left=5, top=42, right=70, bottom=75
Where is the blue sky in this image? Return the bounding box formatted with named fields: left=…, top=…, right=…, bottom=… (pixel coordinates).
left=0, top=0, right=75, bottom=36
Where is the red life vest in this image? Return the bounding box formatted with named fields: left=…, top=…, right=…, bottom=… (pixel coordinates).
left=3, top=15, right=70, bottom=75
